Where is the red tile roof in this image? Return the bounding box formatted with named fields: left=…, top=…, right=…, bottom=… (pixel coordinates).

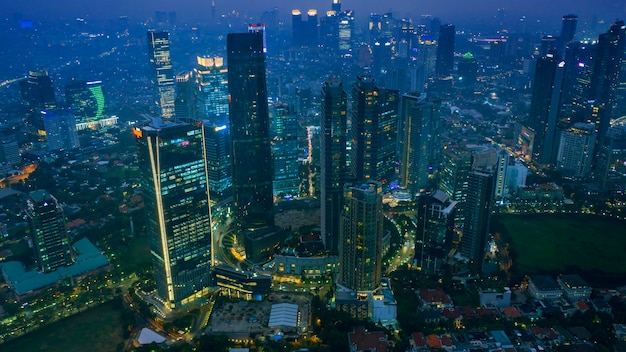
left=349, top=326, right=388, bottom=352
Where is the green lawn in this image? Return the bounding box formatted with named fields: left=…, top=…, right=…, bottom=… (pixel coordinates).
left=492, top=214, right=626, bottom=275
left=2, top=301, right=125, bottom=352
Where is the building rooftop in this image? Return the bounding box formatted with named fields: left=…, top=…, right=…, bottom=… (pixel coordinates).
left=558, top=274, right=590, bottom=289
left=530, top=275, right=561, bottom=291
left=348, top=326, right=388, bottom=352
left=268, top=303, right=299, bottom=329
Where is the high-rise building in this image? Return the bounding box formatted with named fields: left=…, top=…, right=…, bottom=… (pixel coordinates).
left=65, top=80, right=106, bottom=126
left=20, top=69, right=57, bottom=132
left=349, top=75, right=399, bottom=183
left=561, top=42, right=595, bottom=122
left=589, top=20, right=625, bottom=147
left=174, top=71, right=197, bottom=121
left=399, top=92, right=436, bottom=195
left=410, top=35, right=437, bottom=91
left=558, top=14, right=578, bottom=58
left=0, top=139, right=20, bottom=166
left=337, top=10, right=355, bottom=54
left=556, top=123, right=596, bottom=179
left=147, top=30, right=176, bottom=118
left=134, top=120, right=212, bottom=309
left=435, top=24, right=455, bottom=77
left=416, top=190, right=457, bottom=273
left=42, top=109, right=80, bottom=151
left=195, top=56, right=229, bottom=124
left=595, top=125, right=626, bottom=192
left=26, top=190, right=72, bottom=273
left=320, top=78, right=347, bottom=253
left=331, top=0, right=341, bottom=12
left=494, top=150, right=510, bottom=199
left=292, top=9, right=318, bottom=47
left=460, top=170, right=494, bottom=273
left=457, top=52, right=478, bottom=87
left=227, top=31, right=274, bottom=232
left=203, top=123, right=232, bottom=200
left=439, top=146, right=472, bottom=222
left=339, top=182, right=383, bottom=292
left=270, top=102, right=300, bottom=198
left=320, top=10, right=339, bottom=51
left=528, top=54, right=565, bottom=165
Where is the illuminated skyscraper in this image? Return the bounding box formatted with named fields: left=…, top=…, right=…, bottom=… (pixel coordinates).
left=195, top=56, right=229, bottom=124
left=339, top=183, right=383, bottom=292
left=416, top=190, right=457, bottom=273
left=338, top=10, right=355, bottom=54
left=227, top=31, right=274, bottom=231
left=320, top=78, right=347, bottom=253
left=203, top=123, right=232, bottom=200
left=26, top=190, right=73, bottom=273
left=135, top=120, right=212, bottom=309
left=556, top=123, right=596, bottom=179
left=435, top=24, right=455, bottom=77
left=65, top=80, right=106, bottom=126
left=147, top=30, right=176, bottom=118
left=292, top=9, right=318, bottom=47
left=350, top=75, right=398, bottom=183
left=271, top=102, right=300, bottom=198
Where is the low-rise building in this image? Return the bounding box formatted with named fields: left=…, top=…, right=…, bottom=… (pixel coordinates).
left=348, top=326, right=388, bottom=352
left=418, top=287, right=454, bottom=309
left=479, top=287, right=512, bottom=308
left=557, top=274, right=592, bottom=302
left=528, top=275, right=562, bottom=301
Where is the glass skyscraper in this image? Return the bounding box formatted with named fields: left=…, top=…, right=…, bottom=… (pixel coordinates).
left=26, top=190, right=73, bottom=273
left=227, top=31, right=274, bottom=232
left=135, top=120, right=212, bottom=310
left=147, top=30, right=176, bottom=119
left=195, top=56, right=229, bottom=124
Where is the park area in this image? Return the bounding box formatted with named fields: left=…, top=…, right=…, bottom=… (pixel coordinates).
left=492, top=214, right=626, bottom=285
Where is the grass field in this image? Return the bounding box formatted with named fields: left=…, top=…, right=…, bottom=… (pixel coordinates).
left=492, top=214, right=626, bottom=277
left=2, top=301, right=125, bottom=352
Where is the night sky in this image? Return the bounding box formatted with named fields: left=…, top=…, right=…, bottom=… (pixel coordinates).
left=5, top=0, right=626, bottom=27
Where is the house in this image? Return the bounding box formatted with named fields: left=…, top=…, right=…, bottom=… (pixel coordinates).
left=418, top=288, right=454, bottom=309
left=348, top=326, right=388, bottom=352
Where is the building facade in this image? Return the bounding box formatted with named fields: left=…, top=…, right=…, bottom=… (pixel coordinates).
left=147, top=30, right=176, bottom=118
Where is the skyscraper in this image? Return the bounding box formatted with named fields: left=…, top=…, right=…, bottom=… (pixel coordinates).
left=270, top=102, right=300, bottom=198
left=589, top=20, right=625, bottom=147
left=65, top=80, right=106, bottom=126
left=195, top=56, right=229, bottom=124
left=596, top=125, right=626, bottom=192
left=558, top=14, right=578, bottom=58
left=174, top=71, right=196, bottom=121
left=135, top=120, right=212, bottom=310
left=350, top=75, right=399, bottom=183
left=339, top=182, right=383, bottom=292
left=460, top=171, right=494, bottom=273
left=147, top=30, right=176, bottom=118
left=227, top=31, right=274, bottom=231
left=416, top=190, right=457, bottom=273
left=20, top=69, right=57, bottom=132
left=42, top=109, right=80, bottom=151
left=26, top=190, right=72, bottom=273
left=399, top=92, right=437, bottom=196
left=203, top=123, right=232, bottom=200
left=556, top=123, right=596, bottom=179
left=320, top=78, right=347, bottom=253
left=292, top=9, right=318, bottom=47
left=435, top=24, right=455, bottom=77
left=528, top=54, right=565, bottom=165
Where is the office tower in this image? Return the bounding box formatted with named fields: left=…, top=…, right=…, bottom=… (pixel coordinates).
left=339, top=183, right=383, bottom=292
left=42, top=109, right=80, bottom=151
left=596, top=125, right=626, bottom=192
left=397, top=18, right=415, bottom=59
left=589, top=20, right=625, bottom=147
left=416, top=190, right=457, bottom=273
left=194, top=56, right=229, bottom=124
left=65, top=80, right=105, bottom=126
left=320, top=10, right=339, bottom=51
left=457, top=52, right=478, bottom=87
left=147, top=30, right=176, bottom=118
left=271, top=102, right=300, bottom=198
left=372, top=37, right=394, bottom=76
left=331, top=0, right=341, bottom=12
left=292, top=9, right=318, bottom=47
left=410, top=35, right=437, bottom=91
left=435, top=24, right=455, bottom=77
left=174, top=71, right=196, bottom=121
left=556, top=123, right=596, bottom=179
left=20, top=69, right=57, bottom=132
left=506, top=160, right=528, bottom=196
left=540, top=35, right=558, bottom=56
left=439, top=146, right=472, bottom=223
left=369, top=14, right=382, bottom=44
left=399, top=93, right=435, bottom=195
left=135, top=120, right=212, bottom=309
left=0, top=139, right=20, bottom=166
left=26, top=190, right=72, bottom=273
left=350, top=76, right=399, bottom=183
left=528, top=54, right=565, bottom=165
left=561, top=42, right=595, bottom=122
left=558, top=14, right=578, bottom=57
left=337, top=10, right=355, bottom=54
left=460, top=171, right=494, bottom=273
left=320, top=78, right=347, bottom=253
left=204, top=123, right=232, bottom=200
left=494, top=150, right=510, bottom=199
left=227, top=31, right=274, bottom=231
